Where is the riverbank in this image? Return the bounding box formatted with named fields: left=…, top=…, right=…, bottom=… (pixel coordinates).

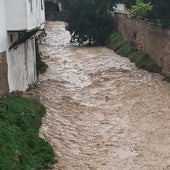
left=0, top=94, right=55, bottom=169
left=107, top=32, right=162, bottom=74
left=107, top=32, right=170, bottom=83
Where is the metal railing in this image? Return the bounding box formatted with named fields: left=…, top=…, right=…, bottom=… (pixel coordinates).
left=114, top=12, right=170, bottom=34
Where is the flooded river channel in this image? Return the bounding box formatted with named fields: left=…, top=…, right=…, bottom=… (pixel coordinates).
left=38, top=21, right=170, bottom=170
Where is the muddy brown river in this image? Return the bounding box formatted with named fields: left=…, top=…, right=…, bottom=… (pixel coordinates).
left=38, top=21, right=170, bottom=170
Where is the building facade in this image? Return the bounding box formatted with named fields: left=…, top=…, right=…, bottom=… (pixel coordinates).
left=0, top=0, right=45, bottom=95
left=113, top=4, right=127, bottom=15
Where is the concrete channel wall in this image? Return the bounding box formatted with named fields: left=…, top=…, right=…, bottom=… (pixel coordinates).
left=114, top=13, right=170, bottom=75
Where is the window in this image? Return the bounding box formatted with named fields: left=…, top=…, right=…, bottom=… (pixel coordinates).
left=29, top=0, right=33, bottom=12
left=41, top=0, right=44, bottom=10
left=10, top=34, right=13, bottom=43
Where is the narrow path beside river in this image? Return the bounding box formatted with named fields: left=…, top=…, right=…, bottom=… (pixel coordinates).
left=37, top=21, right=170, bottom=170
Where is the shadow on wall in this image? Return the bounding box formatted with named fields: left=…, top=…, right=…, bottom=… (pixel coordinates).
left=45, top=1, right=59, bottom=20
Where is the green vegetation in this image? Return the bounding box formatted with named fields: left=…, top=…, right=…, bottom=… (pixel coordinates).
left=54, top=11, right=68, bottom=21
left=116, top=42, right=136, bottom=57
left=149, top=0, right=170, bottom=28
left=45, top=0, right=68, bottom=21
left=65, top=0, right=114, bottom=45
left=60, top=0, right=170, bottom=28
left=122, top=0, right=136, bottom=8
left=35, top=38, right=48, bottom=76
left=109, top=33, right=125, bottom=51
left=0, top=95, right=55, bottom=170
left=129, top=0, right=153, bottom=20
left=163, top=76, right=170, bottom=82
left=108, top=33, right=162, bottom=73
left=120, top=0, right=170, bottom=28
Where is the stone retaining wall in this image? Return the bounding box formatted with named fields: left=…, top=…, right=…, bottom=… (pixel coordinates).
left=114, top=13, right=170, bottom=75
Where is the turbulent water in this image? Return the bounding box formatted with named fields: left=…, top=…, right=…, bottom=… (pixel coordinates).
left=38, top=21, right=170, bottom=170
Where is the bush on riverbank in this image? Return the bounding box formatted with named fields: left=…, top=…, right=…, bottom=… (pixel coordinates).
left=108, top=33, right=162, bottom=73
left=0, top=95, right=55, bottom=170
left=35, top=37, right=48, bottom=76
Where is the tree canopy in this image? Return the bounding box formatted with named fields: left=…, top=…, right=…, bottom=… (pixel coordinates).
left=65, top=0, right=114, bottom=45
left=122, top=0, right=170, bottom=28
left=129, top=0, right=153, bottom=20
left=149, top=0, right=170, bottom=28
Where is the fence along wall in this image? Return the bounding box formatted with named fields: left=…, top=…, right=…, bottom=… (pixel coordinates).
left=114, top=13, right=170, bottom=75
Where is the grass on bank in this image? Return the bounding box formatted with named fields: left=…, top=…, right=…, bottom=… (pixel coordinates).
left=108, top=33, right=162, bottom=74
left=0, top=95, right=55, bottom=170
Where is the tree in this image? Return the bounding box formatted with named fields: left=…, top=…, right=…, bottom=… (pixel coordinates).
left=149, top=0, right=170, bottom=28
left=128, top=0, right=170, bottom=28
left=65, top=0, right=114, bottom=45
left=122, top=0, right=136, bottom=8
left=129, top=0, right=153, bottom=20
left=60, top=0, right=71, bottom=11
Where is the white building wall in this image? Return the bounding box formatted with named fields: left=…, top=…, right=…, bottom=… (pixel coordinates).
left=25, top=38, right=37, bottom=85
left=40, top=0, right=45, bottom=27
left=114, top=4, right=127, bottom=14
left=36, top=0, right=41, bottom=27
left=5, top=0, right=27, bottom=31
left=1, top=0, right=43, bottom=93
left=7, top=43, right=28, bottom=91
left=26, top=0, right=39, bottom=30
left=36, top=0, right=45, bottom=28
left=7, top=36, right=37, bottom=92
left=6, top=0, right=45, bottom=31
left=0, top=0, right=7, bottom=52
